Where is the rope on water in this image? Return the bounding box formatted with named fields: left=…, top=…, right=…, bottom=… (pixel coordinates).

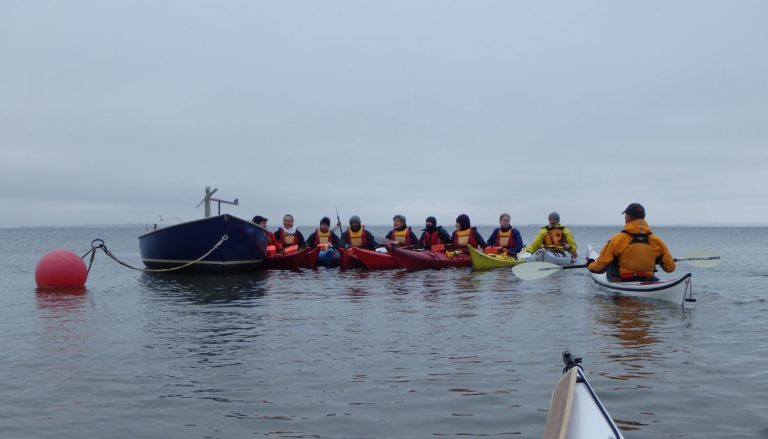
left=81, top=235, right=229, bottom=274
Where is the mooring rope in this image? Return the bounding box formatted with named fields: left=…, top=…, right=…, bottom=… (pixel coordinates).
left=81, top=235, right=229, bottom=274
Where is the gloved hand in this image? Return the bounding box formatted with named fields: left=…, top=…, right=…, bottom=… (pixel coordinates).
left=586, top=258, right=595, bottom=266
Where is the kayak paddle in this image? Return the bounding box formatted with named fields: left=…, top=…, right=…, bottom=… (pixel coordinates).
left=512, top=262, right=586, bottom=280
left=514, top=250, right=721, bottom=280
left=675, top=250, right=721, bottom=268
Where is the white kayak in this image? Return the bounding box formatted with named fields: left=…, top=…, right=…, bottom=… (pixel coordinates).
left=587, top=245, right=695, bottom=306
left=528, top=248, right=576, bottom=266
left=543, top=351, right=625, bottom=439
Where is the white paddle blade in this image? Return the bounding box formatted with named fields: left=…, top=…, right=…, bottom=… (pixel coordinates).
left=678, top=250, right=721, bottom=268
left=512, top=261, right=563, bottom=280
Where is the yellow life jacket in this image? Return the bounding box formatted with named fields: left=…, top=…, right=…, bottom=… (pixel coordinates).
left=455, top=228, right=471, bottom=246
left=348, top=226, right=365, bottom=247
left=393, top=227, right=412, bottom=244
left=316, top=230, right=330, bottom=245
left=281, top=231, right=296, bottom=246
left=498, top=229, right=512, bottom=247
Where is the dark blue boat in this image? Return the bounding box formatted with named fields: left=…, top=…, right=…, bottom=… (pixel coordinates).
left=317, top=248, right=340, bottom=268
left=139, top=214, right=267, bottom=273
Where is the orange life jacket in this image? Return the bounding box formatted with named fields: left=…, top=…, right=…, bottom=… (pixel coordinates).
left=544, top=226, right=565, bottom=249
left=618, top=231, right=656, bottom=279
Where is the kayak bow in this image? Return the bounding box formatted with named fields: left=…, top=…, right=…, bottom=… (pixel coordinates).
left=543, top=351, right=625, bottom=439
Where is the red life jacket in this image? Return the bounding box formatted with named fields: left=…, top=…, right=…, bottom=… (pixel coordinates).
left=422, top=230, right=445, bottom=248
left=266, top=231, right=278, bottom=246
left=453, top=228, right=478, bottom=248
left=266, top=231, right=283, bottom=251
left=494, top=228, right=515, bottom=247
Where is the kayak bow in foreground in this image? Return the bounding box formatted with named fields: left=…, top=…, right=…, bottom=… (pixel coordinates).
left=543, top=351, right=625, bottom=439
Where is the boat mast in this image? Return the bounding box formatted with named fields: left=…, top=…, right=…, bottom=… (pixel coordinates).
left=196, top=186, right=239, bottom=217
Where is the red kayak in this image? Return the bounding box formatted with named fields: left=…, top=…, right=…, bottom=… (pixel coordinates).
left=352, top=247, right=402, bottom=270
left=301, top=247, right=319, bottom=269
left=339, top=247, right=364, bottom=270
left=387, top=246, right=472, bottom=270
left=263, top=247, right=308, bottom=270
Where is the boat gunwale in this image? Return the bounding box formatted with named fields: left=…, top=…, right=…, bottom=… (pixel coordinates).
left=589, top=271, right=692, bottom=293
left=138, top=214, right=266, bottom=239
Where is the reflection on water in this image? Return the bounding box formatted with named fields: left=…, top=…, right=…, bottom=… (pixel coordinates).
left=590, top=295, right=694, bottom=433
left=35, top=289, right=89, bottom=352
left=138, top=271, right=269, bottom=305
left=35, top=288, right=88, bottom=310
left=599, top=295, right=662, bottom=349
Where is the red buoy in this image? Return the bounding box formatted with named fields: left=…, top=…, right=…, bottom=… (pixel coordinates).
left=35, top=249, right=88, bottom=289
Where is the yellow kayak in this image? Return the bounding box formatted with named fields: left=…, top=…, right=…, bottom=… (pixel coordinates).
left=468, top=245, right=525, bottom=270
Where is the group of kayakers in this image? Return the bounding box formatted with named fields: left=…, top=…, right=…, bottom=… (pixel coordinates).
left=252, top=202, right=675, bottom=283
left=253, top=211, right=576, bottom=258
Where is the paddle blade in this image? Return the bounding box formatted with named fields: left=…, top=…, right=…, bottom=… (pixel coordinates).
left=512, top=261, right=563, bottom=280
left=677, top=250, right=721, bottom=268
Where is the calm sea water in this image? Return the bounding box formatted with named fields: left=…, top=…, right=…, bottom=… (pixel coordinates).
left=1, top=225, right=766, bottom=439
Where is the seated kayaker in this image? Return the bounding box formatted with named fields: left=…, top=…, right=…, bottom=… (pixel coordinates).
left=523, top=212, right=578, bottom=260
left=385, top=214, right=418, bottom=246
left=418, top=216, right=452, bottom=249
left=306, top=217, right=341, bottom=250
left=587, top=203, right=675, bottom=282
left=342, top=215, right=378, bottom=250
left=274, top=214, right=306, bottom=249
left=486, top=213, right=524, bottom=255
left=451, top=214, right=487, bottom=249
left=253, top=215, right=282, bottom=253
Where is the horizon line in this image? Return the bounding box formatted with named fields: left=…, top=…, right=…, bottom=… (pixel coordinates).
left=3, top=222, right=768, bottom=230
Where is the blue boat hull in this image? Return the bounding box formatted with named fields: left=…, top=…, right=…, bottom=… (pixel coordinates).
left=138, top=214, right=267, bottom=273
left=317, top=249, right=340, bottom=268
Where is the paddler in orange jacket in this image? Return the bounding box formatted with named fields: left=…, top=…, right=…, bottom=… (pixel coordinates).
left=587, top=203, right=675, bottom=281
left=385, top=214, right=419, bottom=246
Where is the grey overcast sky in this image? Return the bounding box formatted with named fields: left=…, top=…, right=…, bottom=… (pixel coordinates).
left=1, top=1, right=766, bottom=228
